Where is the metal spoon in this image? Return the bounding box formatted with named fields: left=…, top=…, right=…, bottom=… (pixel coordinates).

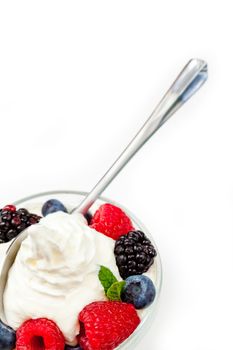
left=0, top=58, right=208, bottom=321
left=73, top=58, right=208, bottom=214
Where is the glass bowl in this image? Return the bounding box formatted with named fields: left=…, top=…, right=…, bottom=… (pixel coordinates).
left=0, top=190, right=162, bottom=349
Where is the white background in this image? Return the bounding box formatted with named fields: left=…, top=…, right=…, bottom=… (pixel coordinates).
left=0, top=1, right=233, bottom=349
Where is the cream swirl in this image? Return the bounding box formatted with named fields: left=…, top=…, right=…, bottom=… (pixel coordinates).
left=3, top=211, right=119, bottom=344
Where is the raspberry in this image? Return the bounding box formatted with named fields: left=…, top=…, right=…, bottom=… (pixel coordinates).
left=2, top=204, right=16, bottom=212
left=0, top=206, right=41, bottom=243
left=90, top=204, right=134, bottom=240
left=16, top=318, right=65, bottom=350
left=114, top=230, right=157, bottom=279
left=79, top=301, right=140, bottom=350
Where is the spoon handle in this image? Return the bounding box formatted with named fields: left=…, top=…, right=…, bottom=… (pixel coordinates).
left=74, top=58, right=208, bottom=214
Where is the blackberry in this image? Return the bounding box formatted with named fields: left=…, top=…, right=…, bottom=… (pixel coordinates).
left=114, top=230, right=157, bottom=279
left=0, top=206, right=41, bottom=244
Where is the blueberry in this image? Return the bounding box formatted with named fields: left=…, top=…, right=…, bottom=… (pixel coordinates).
left=65, top=346, right=82, bottom=350
left=0, top=320, right=16, bottom=350
left=42, top=199, right=68, bottom=217
left=84, top=211, right=92, bottom=225
left=122, top=275, right=156, bottom=309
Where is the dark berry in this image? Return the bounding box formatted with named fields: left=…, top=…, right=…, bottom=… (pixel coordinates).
left=17, top=208, right=29, bottom=216
left=16, top=223, right=27, bottom=232
left=0, top=319, right=16, bottom=349
left=84, top=211, right=92, bottom=225
left=1, top=212, right=12, bottom=221
left=114, top=245, right=124, bottom=255
left=65, top=345, right=82, bottom=350
left=42, top=199, right=68, bottom=217
left=28, top=215, right=39, bottom=224
left=11, top=216, right=21, bottom=226
left=114, top=230, right=157, bottom=279
left=0, top=206, right=41, bottom=244
left=6, top=229, right=18, bottom=241
left=116, top=254, right=127, bottom=265
left=0, top=221, right=10, bottom=232
left=122, top=275, right=156, bottom=309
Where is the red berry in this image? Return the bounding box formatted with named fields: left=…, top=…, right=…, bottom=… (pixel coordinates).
left=90, top=204, right=134, bottom=240
left=16, top=318, right=65, bottom=350
left=11, top=216, right=21, bottom=226
left=79, top=301, right=140, bottom=350
left=2, top=204, right=16, bottom=212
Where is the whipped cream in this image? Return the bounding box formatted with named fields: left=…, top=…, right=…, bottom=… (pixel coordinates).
left=3, top=211, right=120, bottom=344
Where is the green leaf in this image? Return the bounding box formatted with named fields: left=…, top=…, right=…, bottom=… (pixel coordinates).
left=98, top=265, right=118, bottom=294
left=107, top=281, right=126, bottom=301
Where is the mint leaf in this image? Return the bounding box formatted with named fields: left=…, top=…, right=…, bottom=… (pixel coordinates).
left=98, top=265, right=118, bottom=294
left=107, top=281, right=126, bottom=301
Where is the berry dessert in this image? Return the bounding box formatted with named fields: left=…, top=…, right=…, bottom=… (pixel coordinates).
left=0, top=195, right=160, bottom=350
